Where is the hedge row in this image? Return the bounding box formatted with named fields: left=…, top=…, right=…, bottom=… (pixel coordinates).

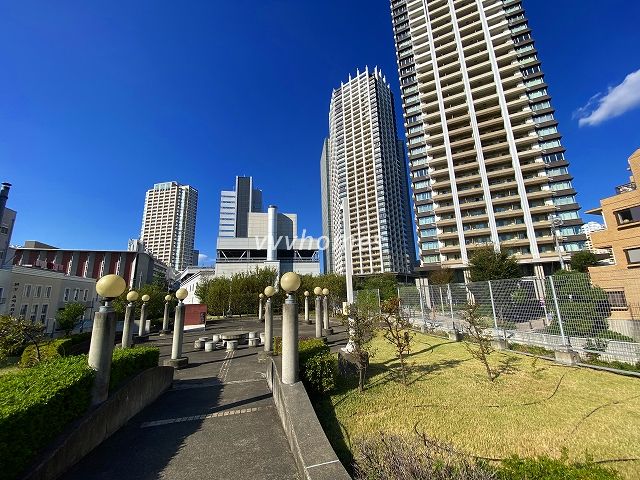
left=110, top=346, right=160, bottom=392
left=273, top=337, right=337, bottom=395
left=20, top=338, right=73, bottom=367
left=0, top=356, right=95, bottom=480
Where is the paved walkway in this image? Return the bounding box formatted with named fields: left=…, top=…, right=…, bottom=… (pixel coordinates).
left=61, top=315, right=346, bottom=480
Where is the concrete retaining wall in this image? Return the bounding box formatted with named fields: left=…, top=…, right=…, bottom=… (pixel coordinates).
left=266, top=358, right=351, bottom=480
left=23, top=366, right=174, bottom=480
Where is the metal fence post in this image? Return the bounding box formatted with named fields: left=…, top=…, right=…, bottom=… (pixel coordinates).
left=488, top=280, right=498, bottom=332
left=439, top=287, right=445, bottom=316
left=549, top=276, right=568, bottom=346
left=447, top=284, right=454, bottom=322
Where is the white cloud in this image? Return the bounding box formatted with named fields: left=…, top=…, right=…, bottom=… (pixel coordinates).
left=197, top=253, right=215, bottom=266
left=576, top=68, right=640, bottom=126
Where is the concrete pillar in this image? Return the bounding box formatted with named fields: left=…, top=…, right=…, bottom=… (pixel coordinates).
left=88, top=302, right=117, bottom=406
left=138, top=302, right=148, bottom=337
left=258, top=297, right=263, bottom=321
left=323, top=295, right=332, bottom=335
left=121, top=302, right=134, bottom=348
left=282, top=294, right=299, bottom=385
left=161, top=301, right=170, bottom=334
left=166, top=301, right=188, bottom=368
left=267, top=205, right=277, bottom=262
left=264, top=299, right=273, bottom=352
left=304, top=295, right=310, bottom=323
left=315, top=295, right=323, bottom=339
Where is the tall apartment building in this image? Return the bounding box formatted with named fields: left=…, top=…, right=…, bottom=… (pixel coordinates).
left=323, top=67, right=414, bottom=275
left=140, top=181, right=198, bottom=271
left=218, top=176, right=263, bottom=238
left=390, top=0, right=585, bottom=277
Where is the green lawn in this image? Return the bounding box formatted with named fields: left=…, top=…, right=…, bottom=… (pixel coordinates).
left=0, top=357, right=20, bottom=376
left=316, top=333, right=640, bottom=479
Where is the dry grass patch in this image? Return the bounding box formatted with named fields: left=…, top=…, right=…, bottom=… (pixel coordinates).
left=322, top=333, right=640, bottom=478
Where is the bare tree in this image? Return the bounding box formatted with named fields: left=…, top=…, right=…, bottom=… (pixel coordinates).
left=460, top=303, right=496, bottom=381
left=378, top=297, right=414, bottom=386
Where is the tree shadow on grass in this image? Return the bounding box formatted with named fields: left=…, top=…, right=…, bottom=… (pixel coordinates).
left=491, top=355, right=522, bottom=381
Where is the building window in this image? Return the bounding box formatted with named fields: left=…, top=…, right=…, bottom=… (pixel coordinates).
left=539, top=139, right=561, bottom=149
left=537, top=126, right=558, bottom=136
left=415, top=192, right=432, bottom=201
left=417, top=204, right=433, bottom=213
left=625, top=247, right=640, bottom=265
left=83, top=289, right=88, bottom=301
left=423, top=255, right=440, bottom=264
left=549, top=181, right=572, bottom=191
left=64, top=288, right=70, bottom=302
left=40, top=304, right=49, bottom=322
left=605, top=290, right=628, bottom=310
left=421, top=241, right=439, bottom=250
left=45, top=286, right=52, bottom=298
left=616, top=206, right=640, bottom=225
left=418, top=216, right=436, bottom=225
left=24, top=284, right=32, bottom=297
left=420, top=228, right=437, bottom=238
left=557, top=210, right=580, bottom=221
left=19, top=304, right=28, bottom=319
left=34, top=285, right=41, bottom=298
left=30, top=305, right=38, bottom=322
left=73, top=288, right=79, bottom=301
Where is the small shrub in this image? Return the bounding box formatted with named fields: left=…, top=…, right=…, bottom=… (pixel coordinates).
left=110, top=346, right=159, bottom=392
left=20, top=338, right=73, bottom=367
left=69, top=332, right=92, bottom=345
left=508, top=343, right=555, bottom=357
left=0, top=356, right=94, bottom=479
left=303, top=352, right=337, bottom=394
left=499, top=455, right=621, bottom=480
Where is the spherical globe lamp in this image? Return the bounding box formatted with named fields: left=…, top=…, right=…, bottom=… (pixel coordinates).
left=126, top=290, right=139, bottom=302
left=322, top=288, right=329, bottom=296
left=259, top=293, right=264, bottom=299
left=313, top=287, right=323, bottom=296
left=175, top=288, right=188, bottom=301
left=96, top=274, right=127, bottom=300
left=304, top=290, right=309, bottom=297
left=280, top=272, right=301, bottom=293
left=141, top=294, right=150, bottom=302
left=264, top=286, right=276, bottom=298
left=164, top=294, right=172, bottom=302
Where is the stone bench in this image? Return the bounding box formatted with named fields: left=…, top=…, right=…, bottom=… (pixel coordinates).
left=205, top=341, right=215, bottom=352
left=248, top=338, right=260, bottom=347
left=194, top=337, right=209, bottom=350
left=226, top=340, right=238, bottom=351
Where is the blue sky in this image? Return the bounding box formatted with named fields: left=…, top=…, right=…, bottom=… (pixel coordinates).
left=1, top=0, right=639, bottom=266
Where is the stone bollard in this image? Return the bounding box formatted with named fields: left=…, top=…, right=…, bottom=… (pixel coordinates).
left=205, top=341, right=215, bottom=352
left=165, top=289, right=189, bottom=369
left=281, top=272, right=302, bottom=385
left=315, top=294, right=323, bottom=339
left=322, top=292, right=332, bottom=335
left=227, top=340, right=238, bottom=351
left=264, top=298, right=273, bottom=353
left=161, top=296, right=171, bottom=335
left=212, top=334, right=221, bottom=344
left=259, top=332, right=265, bottom=345
left=88, top=303, right=117, bottom=406
left=121, top=300, right=135, bottom=349
left=248, top=338, right=260, bottom=347
left=248, top=331, right=257, bottom=339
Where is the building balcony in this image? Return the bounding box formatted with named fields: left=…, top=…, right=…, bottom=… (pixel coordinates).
left=616, top=182, right=636, bottom=194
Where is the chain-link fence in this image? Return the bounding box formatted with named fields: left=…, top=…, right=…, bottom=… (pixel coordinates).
left=407, top=273, right=640, bottom=366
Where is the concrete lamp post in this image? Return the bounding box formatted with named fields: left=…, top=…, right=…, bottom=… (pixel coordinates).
left=314, top=286, right=323, bottom=339
left=166, top=288, right=189, bottom=369
left=138, top=294, right=151, bottom=339
left=281, top=272, right=301, bottom=385
left=121, top=290, right=139, bottom=349
left=304, top=291, right=311, bottom=324
left=322, top=288, right=332, bottom=336
left=259, top=293, right=264, bottom=322
left=89, top=274, right=127, bottom=406
left=263, top=286, right=276, bottom=353
left=161, top=294, right=172, bottom=335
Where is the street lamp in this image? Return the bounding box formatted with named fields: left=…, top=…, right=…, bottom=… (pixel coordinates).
left=259, top=293, right=264, bottom=322
left=263, top=285, right=276, bottom=353
left=138, top=294, right=150, bottom=338
left=280, top=272, right=301, bottom=384
left=121, top=290, right=139, bottom=348
left=322, top=288, right=331, bottom=335
left=314, top=286, right=323, bottom=339
left=166, top=287, right=189, bottom=368
left=304, top=290, right=311, bottom=324
left=161, top=294, right=172, bottom=335
left=89, top=274, right=127, bottom=405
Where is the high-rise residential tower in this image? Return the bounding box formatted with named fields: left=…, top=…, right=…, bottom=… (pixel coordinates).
left=218, top=176, right=263, bottom=238
left=140, top=181, right=198, bottom=271
left=323, top=67, right=415, bottom=275
left=390, top=0, right=585, bottom=277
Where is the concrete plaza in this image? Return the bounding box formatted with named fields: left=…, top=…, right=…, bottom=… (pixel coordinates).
left=61, top=314, right=347, bottom=480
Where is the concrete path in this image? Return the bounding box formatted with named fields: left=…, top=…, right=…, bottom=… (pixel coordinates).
left=61, top=315, right=346, bottom=480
